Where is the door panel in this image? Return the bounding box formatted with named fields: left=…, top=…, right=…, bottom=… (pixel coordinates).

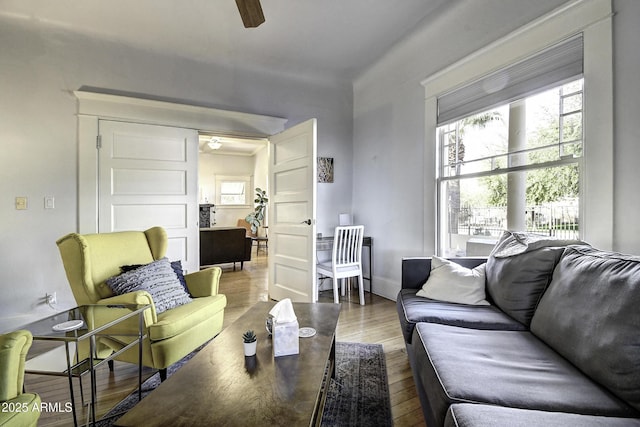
left=268, top=119, right=317, bottom=302
left=98, top=120, right=199, bottom=273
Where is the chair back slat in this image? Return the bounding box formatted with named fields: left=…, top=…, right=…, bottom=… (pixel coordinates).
left=333, top=225, right=364, bottom=267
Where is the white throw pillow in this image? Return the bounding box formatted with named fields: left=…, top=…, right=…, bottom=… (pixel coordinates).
left=416, top=256, right=489, bottom=305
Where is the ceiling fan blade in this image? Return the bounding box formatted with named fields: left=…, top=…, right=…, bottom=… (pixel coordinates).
left=235, top=0, right=265, bottom=28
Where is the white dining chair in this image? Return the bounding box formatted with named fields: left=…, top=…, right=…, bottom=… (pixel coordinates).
left=317, top=225, right=365, bottom=305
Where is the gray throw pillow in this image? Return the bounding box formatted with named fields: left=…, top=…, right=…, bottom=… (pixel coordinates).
left=107, top=257, right=192, bottom=314
left=486, top=232, right=566, bottom=326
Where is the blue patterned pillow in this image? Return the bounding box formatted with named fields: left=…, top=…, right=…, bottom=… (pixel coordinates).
left=107, top=257, right=192, bottom=314
left=121, top=260, right=190, bottom=295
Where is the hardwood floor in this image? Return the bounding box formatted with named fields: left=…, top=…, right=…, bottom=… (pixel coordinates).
left=26, top=250, right=425, bottom=426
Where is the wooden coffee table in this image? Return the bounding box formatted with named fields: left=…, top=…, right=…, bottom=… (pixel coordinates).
left=116, top=301, right=341, bottom=426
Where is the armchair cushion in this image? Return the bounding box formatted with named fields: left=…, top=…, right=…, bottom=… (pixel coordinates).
left=149, top=294, right=227, bottom=341
left=106, top=257, right=192, bottom=314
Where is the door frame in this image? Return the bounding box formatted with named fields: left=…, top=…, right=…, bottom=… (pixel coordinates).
left=75, top=90, right=287, bottom=234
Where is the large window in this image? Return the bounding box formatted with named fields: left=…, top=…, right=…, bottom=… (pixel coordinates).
left=437, top=79, right=583, bottom=256
left=423, top=0, right=613, bottom=253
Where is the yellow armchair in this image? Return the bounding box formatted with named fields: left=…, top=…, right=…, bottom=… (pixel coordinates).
left=0, top=330, right=41, bottom=427
left=56, top=227, right=226, bottom=379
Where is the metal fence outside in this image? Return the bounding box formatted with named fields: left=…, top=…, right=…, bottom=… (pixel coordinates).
left=454, top=203, right=579, bottom=240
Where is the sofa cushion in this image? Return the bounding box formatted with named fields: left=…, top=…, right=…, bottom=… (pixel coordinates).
left=106, top=257, right=192, bottom=315
left=531, top=245, right=640, bottom=412
left=445, top=403, right=640, bottom=427
left=486, top=232, right=567, bottom=326
left=416, top=257, right=489, bottom=305
left=413, top=322, right=637, bottom=426
left=397, top=289, right=525, bottom=343
left=149, top=294, right=227, bottom=341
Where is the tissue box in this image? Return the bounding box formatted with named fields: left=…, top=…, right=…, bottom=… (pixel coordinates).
left=273, top=320, right=299, bottom=357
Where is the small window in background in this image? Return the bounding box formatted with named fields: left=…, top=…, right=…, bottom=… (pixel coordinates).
left=219, top=181, right=247, bottom=205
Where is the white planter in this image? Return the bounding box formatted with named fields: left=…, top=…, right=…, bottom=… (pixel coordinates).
left=243, top=340, right=257, bottom=356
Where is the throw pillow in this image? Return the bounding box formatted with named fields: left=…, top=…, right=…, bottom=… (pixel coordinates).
left=121, top=260, right=190, bottom=295
left=107, top=257, right=192, bottom=314
left=486, top=231, right=567, bottom=326
left=417, top=257, right=489, bottom=305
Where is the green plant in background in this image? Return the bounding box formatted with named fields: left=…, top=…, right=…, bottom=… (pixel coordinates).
left=245, top=187, right=268, bottom=234
left=242, top=330, right=257, bottom=343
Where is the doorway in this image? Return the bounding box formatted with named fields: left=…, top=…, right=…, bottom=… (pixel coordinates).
left=197, top=133, right=269, bottom=230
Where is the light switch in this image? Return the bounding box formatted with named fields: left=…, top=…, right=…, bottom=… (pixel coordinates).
left=44, top=196, right=55, bottom=209
left=15, top=196, right=28, bottom=210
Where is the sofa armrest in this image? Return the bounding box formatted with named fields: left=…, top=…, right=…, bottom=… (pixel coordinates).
left=244, top=237, right=253, bottom=261
left=401, top=257, right=487, bottom=289
left=185, top=267, right=222, bottom=297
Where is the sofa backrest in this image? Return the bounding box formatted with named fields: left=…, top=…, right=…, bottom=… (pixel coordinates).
left=200, top=227, right=252, bottom=266
left=530, top=245, right=640, bottom=412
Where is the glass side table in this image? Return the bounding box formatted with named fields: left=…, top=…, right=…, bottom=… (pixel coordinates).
left=20, top=304, right=150, bottom=427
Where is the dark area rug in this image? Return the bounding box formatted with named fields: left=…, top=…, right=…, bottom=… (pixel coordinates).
left=95, top=341, right=391, bottom=427
left=320, top=342, right=393, bottom=427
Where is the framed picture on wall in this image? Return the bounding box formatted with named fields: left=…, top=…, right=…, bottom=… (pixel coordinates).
left=318, top=157, right=334, bottom=183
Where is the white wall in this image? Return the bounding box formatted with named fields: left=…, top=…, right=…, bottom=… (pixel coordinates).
left=0, top=18, right=352, bottom=330
left=612, top=0, right=640, bottom=253
left=352, top=0, right=588, bottom=300
left=199, top=153, right=255, bottom=227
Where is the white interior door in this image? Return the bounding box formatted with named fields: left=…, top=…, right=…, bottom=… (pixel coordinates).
left=98, top=120, right=199, bottom=273
left=268, top=119, right=317, bottom=302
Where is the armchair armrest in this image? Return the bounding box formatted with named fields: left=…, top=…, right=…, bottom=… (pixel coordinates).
left=0, top=330, right=32, bottom=402
left=95, top=291, right=157, bottom=326
left=185, top=267, right=222, bottom=297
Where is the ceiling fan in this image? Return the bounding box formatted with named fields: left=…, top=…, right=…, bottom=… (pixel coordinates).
left=235, top=0, right=265, bottom=28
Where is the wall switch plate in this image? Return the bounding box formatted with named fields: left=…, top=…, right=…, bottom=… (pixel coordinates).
left=15, top=196, right=28, bottom=210
left=44, top=196, right=55, bottom=209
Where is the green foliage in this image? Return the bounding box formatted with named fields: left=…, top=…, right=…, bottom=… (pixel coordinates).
left=245, top=188, right=268, bottom=234
left=477, top=98, right=581, bottom=206
left=242, top=329, right=257, bottom=343
left=482, top=174, right=507, bottom=206
left=526, top=164, right=579, bottom=205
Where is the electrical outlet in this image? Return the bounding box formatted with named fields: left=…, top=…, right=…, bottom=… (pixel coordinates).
left=45, top=292, right=57, bottom=306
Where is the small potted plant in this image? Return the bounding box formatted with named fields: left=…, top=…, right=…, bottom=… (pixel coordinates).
left=243, top=330, right=257, bottom=356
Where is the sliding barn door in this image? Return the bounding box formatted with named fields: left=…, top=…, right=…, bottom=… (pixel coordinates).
left=98, top=120, right=199, bottom=273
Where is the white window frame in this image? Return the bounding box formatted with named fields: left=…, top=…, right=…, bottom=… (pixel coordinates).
left=421, top=0, right=613, bottom=252
left=215, top=175, right=252, bottom=207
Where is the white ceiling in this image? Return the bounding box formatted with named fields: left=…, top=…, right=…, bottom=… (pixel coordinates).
left=198, top=133, right=267, bottom=156
left=0, top=0, right=452, bottom=82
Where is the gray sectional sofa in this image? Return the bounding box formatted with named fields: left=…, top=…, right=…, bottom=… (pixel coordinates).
left=397, top=231, right=640, bottom=426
